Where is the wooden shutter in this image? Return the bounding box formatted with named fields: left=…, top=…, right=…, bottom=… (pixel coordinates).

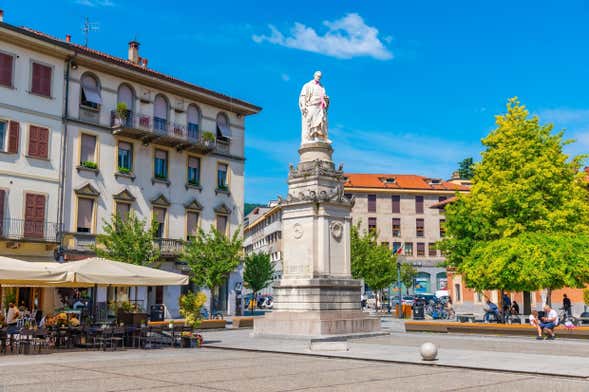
left=24, top=193, right=45, bottom=238
left=7, top=121, right=19, bottom=153
left=28, top=126, right=39, bottom=157
left=0, top=189, right=4, bottom=236
left=28, top=126, right=48, bottom=158
left=37, top=127, right=49, bottom=158
left=31, top=63, right=41, bottom=94
left=0, top=53, right=13, bottom=87
left=32, top=63, right=51, bottom=96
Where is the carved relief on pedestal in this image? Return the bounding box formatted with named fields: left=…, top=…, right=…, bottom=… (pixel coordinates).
left=293, top=223, right=304, bottom=239
left=330, top=221, right=344, bottom=242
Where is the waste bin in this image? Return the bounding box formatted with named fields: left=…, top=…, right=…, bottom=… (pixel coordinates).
left=413, top=303, right=425, bottom=320
left=150, top=304, right=165, bottom=321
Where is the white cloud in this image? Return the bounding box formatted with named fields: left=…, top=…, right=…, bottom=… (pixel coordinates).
left=537, top=108, right=589, bottom=155
left=281, top=73, right=290, bottom=82
left=74, top=0, right=115, bottom=7
left=252, top=13, right=392, bottom=60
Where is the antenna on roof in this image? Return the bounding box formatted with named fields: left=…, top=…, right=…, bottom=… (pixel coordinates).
left=82, top=16, right=100, bottom=47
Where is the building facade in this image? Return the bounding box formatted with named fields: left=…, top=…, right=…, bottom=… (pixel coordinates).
left=243, top=201, right=283, bottom=295
left=343, top=173, right=470, bottom=295
left=0, top=13, right=260, bottom=316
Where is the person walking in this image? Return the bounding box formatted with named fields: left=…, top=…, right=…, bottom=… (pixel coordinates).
left=563, top=294, right=572, bottom=317
left=6, top=303, right=19, bottom=352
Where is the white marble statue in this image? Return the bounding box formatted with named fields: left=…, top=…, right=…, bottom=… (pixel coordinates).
left=299, top=71, right=330, bottom=144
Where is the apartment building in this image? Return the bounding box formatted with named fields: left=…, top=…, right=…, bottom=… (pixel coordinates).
left=343, top=173, right=470, bottom=295
left=0, top=12, right=261, bottom=316
left=243, top=201, right=283, bottom=294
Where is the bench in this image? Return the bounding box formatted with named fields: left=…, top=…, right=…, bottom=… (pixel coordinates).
left=456, top=313, right=476, bottom=323
left=232, top=317, right=254, bottom=328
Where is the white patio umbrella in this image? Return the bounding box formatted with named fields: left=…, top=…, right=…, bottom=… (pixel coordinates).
left=0, top=256, right=71, bottom=286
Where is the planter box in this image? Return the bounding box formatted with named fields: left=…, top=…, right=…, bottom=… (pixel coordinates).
left=117, top=310, right=148, bottom=326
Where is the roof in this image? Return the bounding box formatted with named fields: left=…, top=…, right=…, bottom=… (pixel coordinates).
left=1, top=22, right=261, bottom=114
left=343, top=173, right=471, bottom=192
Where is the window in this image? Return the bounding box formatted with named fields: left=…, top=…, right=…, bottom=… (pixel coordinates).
left=216, top=214, right=228, bottom=235
left=381, top=242, right=389, bottom=248
left=80, top=74, right=102, bottom=109
left=117, top=84, right=134, bottom=127
left=115, top=202, right=130, bottom=221
left=440, top=219, right=446, bottom=237
left=393, top=242, right=402, bottom=254
left=153, top=94, right=168, bottom=132
left=187, top=156, right=200, bottom=186
left=368, top=217, right=377, bottom=232
left=216, top=113, right=231, bottom=141
left=3, top=121, right=19, bottom=153
left=416, top=242, right=425, bottom=256
left=367, top=194, right=376, bottom=213
left=416, top=218, right=424, bottom=237
left=31, top=62, right=52, bottom=97
left=154, top=149, right=168, bottom=179
left=217, top=163, right=228, bottom=190
left=454, top=283, right=462, bottom=302
left=28, top=125, right=49, bottom=159
left=415, top=196, right=424, bottom=214
left=24, top=194, right=46, bottom=238
left=187, top=104, right=200, bottom=140
left=0, top=121, right=5, bottom=151
left=76, top=197, right=94, bottom=233
left=80, top=134, right=97, bottom=165
left=404, top=243, right=413, bottom=256
left=428, top=243, right=437, bottom=257
left=392, top=218, right=401, bottom=237
left=118, top=141, right=133, bottom=171
left=187, top=211, right=199, bottom=240
left=391, top=195, right=400, bottom=213
left=0, top=52, right=14, bottom=88
left=153, top=207, right=166, bottom=237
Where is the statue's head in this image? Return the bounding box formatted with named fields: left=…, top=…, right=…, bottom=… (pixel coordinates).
left=313, top=71, right=322, bottom=82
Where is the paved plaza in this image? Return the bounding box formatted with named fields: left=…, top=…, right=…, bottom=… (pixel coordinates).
left=1, top=331, right=589, bottom=391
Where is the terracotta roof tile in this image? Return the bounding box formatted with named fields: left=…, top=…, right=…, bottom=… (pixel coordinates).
left=343, top=173, right=471, bottom=192
left=11, top=25, right=260, bottom=113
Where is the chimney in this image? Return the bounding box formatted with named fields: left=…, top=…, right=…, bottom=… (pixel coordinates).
left=0, top=10, right=4, bottom=23
left=65, top=34, right=71, bottom=43
left=128, top=40, right=140, bottom=64
left=141, top=58, right=148, bottom=68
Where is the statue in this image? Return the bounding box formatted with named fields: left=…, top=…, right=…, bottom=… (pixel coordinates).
left=299, top=71, right=330, bottom=144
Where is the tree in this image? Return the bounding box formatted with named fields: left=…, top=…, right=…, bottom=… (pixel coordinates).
left=95, top=211, right=160, bottom=266
left=457, top=157, right=475, bottom=180
left=351, top=224, right=397, bottom=309
left=439, top=98, right=589, bottom=301
left=180, top=227, right=242, bottom=316
left=243, top=252, right=275, bottom=315
left=400, top=263, right=418, bottom=295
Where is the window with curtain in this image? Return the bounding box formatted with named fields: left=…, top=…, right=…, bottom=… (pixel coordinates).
left=367, top=194, right=376, bottom=213
left=117, top=84, right=134, bottom=127
left=154, top=95, right=168, bottom=132
left=118, top=141, right=132, bottom=171
left=80, top=134, right=97, bottom=164
left=154, top=149, right=168, bottom=179
left=415, top=196, right=424, bottom=214
left=187, top=104, right=200, bottom=139
left=416, top=218, right=424, bottom=237
left=368, top=217, right=377, bottom=232
left=416, top=242, right=425, bottom=256
left=115, top=202, right=130, bottom=221
left=80, top=74, right=102, bottom=109
left=428, top=243, right=437, bottom=257
left=404, top=243, right=413, bottom=256
left=76, top=198, right=94, bottom=233
left=153, top=207, right=166, bottom=237
left=187, top=156, right=200, bottom=185
left=217, top=163, right=228, bottom=189
left=391, top=195, right=400, bottom=213
left=392, top=218, right=401, bottom=237
left=216, top=113, right=231, bottom=141
left=187, top=211, right=199, bottom=240
left=216, top=214, right=228, bottom=235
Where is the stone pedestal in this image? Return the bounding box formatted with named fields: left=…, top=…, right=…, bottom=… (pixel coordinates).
left=254, top=142, right=380, bottom=338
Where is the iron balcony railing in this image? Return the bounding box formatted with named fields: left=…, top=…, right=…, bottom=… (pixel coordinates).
left=0, top=218, right=60, bottom=243
left=154, top=238, right=185, bottom=256
left=110, top=110, right=215, bottom=148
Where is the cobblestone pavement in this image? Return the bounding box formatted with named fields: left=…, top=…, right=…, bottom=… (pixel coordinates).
left=1, top=348, right=588, bottom=391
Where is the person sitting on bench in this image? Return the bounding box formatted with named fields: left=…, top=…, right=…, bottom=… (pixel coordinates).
left=483, top=300, right=500, bottom=322
left=537, top=304, right=559, bottom=340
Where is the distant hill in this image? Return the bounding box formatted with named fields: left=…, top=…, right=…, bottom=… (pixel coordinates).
left=244, top=203, right=264, bottom=216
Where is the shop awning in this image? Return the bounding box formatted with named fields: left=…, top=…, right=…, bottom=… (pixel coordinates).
left=0, top=256, right=70, bottom=286
left=54, top=257, right=189, bottom=286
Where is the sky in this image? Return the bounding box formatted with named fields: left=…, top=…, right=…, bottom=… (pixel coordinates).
left=6, top=1, right=589, bottom=203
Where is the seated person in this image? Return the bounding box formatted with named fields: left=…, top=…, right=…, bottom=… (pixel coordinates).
left=511, top=301, right=520, bottom=315
left=536, top=305, right=559, bottom=340
left=484, top=300, right=500, bottom=322
left=529, top=310, right=539, bottom=328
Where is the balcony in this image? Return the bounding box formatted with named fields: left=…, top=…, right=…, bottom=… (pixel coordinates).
left=64, top=233, right=185, bottom=258
left=110, top=111, right=216, bottom=153
left=0, top=218, right=60, bottom=243
left=154, top=238, right=185, bottom=257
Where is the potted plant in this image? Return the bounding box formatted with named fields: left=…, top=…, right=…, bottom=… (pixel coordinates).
left=115, top=102, right=129, bottom=126
left=178, top=292, right=207, bottom=348
left=188, top=178, right=200, bottom=187
left=118, top=166, right=131, bottom=174
left=202, top=131, right=215, bottom=146
left=81, top=161, right=98, bottom=170
left=116, top=301, right=148, bottom=326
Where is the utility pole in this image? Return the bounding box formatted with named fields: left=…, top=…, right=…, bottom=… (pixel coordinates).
left=82, top=17, right=100, bottom=47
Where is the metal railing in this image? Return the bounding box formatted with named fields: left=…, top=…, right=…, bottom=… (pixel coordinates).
left=0, top=218, right=60, bottom=242
left=110, top=111, right=216, bottom=150
left=154, top=238, right=185, bottom=255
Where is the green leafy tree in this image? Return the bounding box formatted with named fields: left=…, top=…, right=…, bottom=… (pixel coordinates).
left=95, top=211, right=160, bottom=266
left=178, top=291, right=207, bottom=328
left=400, top=263, right=418, bottom=295
left=457, top=157, right=475, bottom=180
left=243, top=252, right=275, bottom=315
left=439, top=98, right=589, bottom=302
left=181, top=227, right=242, bottom=316
left=351, top=224, right=397, bottom=309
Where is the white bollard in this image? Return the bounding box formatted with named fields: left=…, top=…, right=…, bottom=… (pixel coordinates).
left=420, top=342, right=438, bottom=361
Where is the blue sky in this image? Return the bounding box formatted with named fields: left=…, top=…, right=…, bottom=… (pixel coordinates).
left=7, top=1, right=589, bottom=203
